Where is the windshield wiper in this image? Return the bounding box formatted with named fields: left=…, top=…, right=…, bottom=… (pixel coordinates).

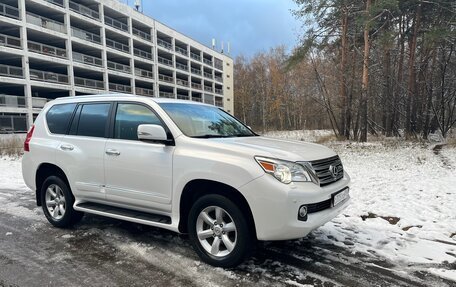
left=191, top=134, right=233, bottom=138
left=191, top=133, right=257, bottom=139
left=232, top=134, right=257, bottom=137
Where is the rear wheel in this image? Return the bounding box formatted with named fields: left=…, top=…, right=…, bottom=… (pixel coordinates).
left=41, top=176, right=83, bottom=228
left=188, top=194, right=252, bottom=267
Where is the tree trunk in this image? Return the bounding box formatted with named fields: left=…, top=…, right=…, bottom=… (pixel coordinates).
left=340, top=7, right=349, bottom=139
left=406, top=3, right=421, bottom=138
left=360, top=0, right=371, bottom=142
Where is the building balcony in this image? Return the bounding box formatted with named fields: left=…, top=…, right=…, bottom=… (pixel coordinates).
left=176, top=62, right=188, bottom=72
left=204, top=72, right=213, bottom=79
left=106, top=38, right=130, bottom=53
left=71, top=27, right=101, bottom=43
left=28, top=40, right=67, bottom=58
left=190, top=52, right=201, bottom=61
left=134, top=67, right=153, bottom=79
left=215, top=97, right=223, bottom=107
left=132, top=27, right=151, bottom=41
left=0, top=95, right=25, bottom=108
left=204, top=86, right=213, bottom=92
left=0, top=3, right=20, bottom=20
left=191, top=68, right=201, bottom=75
left=32, top=97, right=50, bottom=108
left=0, top=95, right=48, bottom=110
left=203, top=58, right=213, bottom=66
left=29, top=69, right=68, bottom=84
left=191, top=83, right=202, bottom=90
left=158, top=74, right=173, bottom=84
left=135, top=87, right=154, bottom=97
left=104, top=15, right=128, bottom=32
left=133, top=48, right=152, bottom=60
left=74, top=76, right=104, bottom=89
left=159, top=91, right=174, bottom=98
left=215, top=76, right=223, bottom=83
left=192, top=96, right=202, bottom=102
left=157, top=39, right=172, bottom=50
left=215, top=63, right=223, bottom=71
left=0, top=33, right=21, bottom=49
left=109, top=82, right=131, bottom=93
left=175, top=46, right=188, bottom=57
left=158, top=56, right=173, bottom=67
left=26, top=13, right=66, bottom=34
left=176, top=79, right=189, bottom=87
left=45, top=0, right=65, bottom=7
left=69, top=1, right=99, bottom=21
left=72, top=51, right=103, bottom=67
left=177, top=94, right=189, bottom=100
left=215, top=88, right=223, bottom=95
left=0, top=64, right=23, bottom=78
left=107, top=60, right=131, bottom=74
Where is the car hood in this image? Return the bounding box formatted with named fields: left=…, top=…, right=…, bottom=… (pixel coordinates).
left=209, top=136, right=337, bottom=162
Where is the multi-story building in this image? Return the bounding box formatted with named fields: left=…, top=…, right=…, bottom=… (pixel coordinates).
left=0, top=0, right=234, bottom=132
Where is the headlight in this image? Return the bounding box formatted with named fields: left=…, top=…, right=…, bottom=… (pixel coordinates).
left=255, top=156, right=318, bottom=184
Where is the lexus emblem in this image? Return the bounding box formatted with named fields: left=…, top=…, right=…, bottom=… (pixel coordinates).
left=329, top=165, right=341, bottom=178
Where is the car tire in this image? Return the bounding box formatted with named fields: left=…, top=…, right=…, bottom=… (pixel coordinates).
left=188, top=194, right=252, bottom=268
left=41, top=176, right=83, bottom=228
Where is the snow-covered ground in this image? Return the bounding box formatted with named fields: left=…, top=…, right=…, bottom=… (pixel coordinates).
left=0, top=130, right=455, bottom=285
left=264, top=130, right=456, bottom=281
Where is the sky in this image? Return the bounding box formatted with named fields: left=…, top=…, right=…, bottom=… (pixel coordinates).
left=121, top=0, right=302, bottom=58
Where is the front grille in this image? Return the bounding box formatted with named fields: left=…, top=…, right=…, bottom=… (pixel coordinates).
left=306, top=199, right=332, bottom=213
left=311, top=155, right=344, bottom=187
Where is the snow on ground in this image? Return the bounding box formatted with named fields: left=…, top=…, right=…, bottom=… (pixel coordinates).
left=0, top=130, right=455, bottom=284
left=265, top=130, right=456, bottom=268
left=0, top=157, right=27, bottom=191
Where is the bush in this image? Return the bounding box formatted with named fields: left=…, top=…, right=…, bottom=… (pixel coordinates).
left=0, top=135, right=24, bottom=157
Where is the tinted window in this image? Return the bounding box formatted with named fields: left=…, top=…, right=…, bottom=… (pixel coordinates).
left=76, top=103, right=110, bottom=138
left=114, top=103, right=162, bottom=140
left=46, top=103, right=76, bottom=134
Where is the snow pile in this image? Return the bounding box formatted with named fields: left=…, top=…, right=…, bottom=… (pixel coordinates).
left=0, top=157, right=28, bottom=191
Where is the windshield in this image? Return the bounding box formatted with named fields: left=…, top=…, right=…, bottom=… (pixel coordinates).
left=159, top=103, right=256, bottom=138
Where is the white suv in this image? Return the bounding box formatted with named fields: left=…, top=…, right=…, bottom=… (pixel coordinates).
left=22, top=94, right=350, bottom=267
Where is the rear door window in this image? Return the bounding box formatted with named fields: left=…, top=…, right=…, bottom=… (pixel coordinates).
left=46, top=103, right=77, bottom=134
left=76, top=103, right=111, bottom=138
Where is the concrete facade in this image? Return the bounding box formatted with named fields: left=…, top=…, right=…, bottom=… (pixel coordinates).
left=0, top=0, right=234, bottom=132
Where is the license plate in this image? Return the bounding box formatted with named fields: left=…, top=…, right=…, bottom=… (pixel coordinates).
left=332, top=188, right=349, bottom=207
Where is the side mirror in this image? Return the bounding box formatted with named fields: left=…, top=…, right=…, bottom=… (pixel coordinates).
left=137, top=124, right=169, bottom=144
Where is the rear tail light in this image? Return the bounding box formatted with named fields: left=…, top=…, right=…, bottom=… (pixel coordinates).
left=24, top=125, right=35, bottom=152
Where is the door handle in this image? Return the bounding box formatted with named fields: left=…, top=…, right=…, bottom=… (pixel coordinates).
left=60, top=144, right=74, bottom=151
left=105, top=149, right=120, bottom=156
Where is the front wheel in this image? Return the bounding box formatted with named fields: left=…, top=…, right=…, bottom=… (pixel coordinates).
left=188, top=194, right=253, bottom=267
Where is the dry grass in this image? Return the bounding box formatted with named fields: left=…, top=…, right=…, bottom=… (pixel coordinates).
left=314, top=134, right=340, bottom=144
left=0, top=136, right=24, bottom=158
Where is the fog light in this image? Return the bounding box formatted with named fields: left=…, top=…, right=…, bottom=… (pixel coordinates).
left=299, top=206, right=307, bottom=217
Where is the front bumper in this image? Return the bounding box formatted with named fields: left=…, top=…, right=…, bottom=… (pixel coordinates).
left=239, top=172, right=351, bottom=241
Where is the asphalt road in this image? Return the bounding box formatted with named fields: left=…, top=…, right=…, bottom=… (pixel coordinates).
left=0, top=187, right=454, bottom=287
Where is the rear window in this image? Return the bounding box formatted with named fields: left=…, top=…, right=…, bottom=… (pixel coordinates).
left=46, top=103, right=77, bottom=134
left=76, top=103, right=111, bottom=138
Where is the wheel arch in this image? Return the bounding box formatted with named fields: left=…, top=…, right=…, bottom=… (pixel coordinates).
left=178, top=179, right=257, bottom=240
left=35, top=163, right=70, bottom=206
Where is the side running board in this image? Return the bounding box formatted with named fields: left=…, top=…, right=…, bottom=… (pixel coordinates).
left=75, top=202, right=171, bottom=224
